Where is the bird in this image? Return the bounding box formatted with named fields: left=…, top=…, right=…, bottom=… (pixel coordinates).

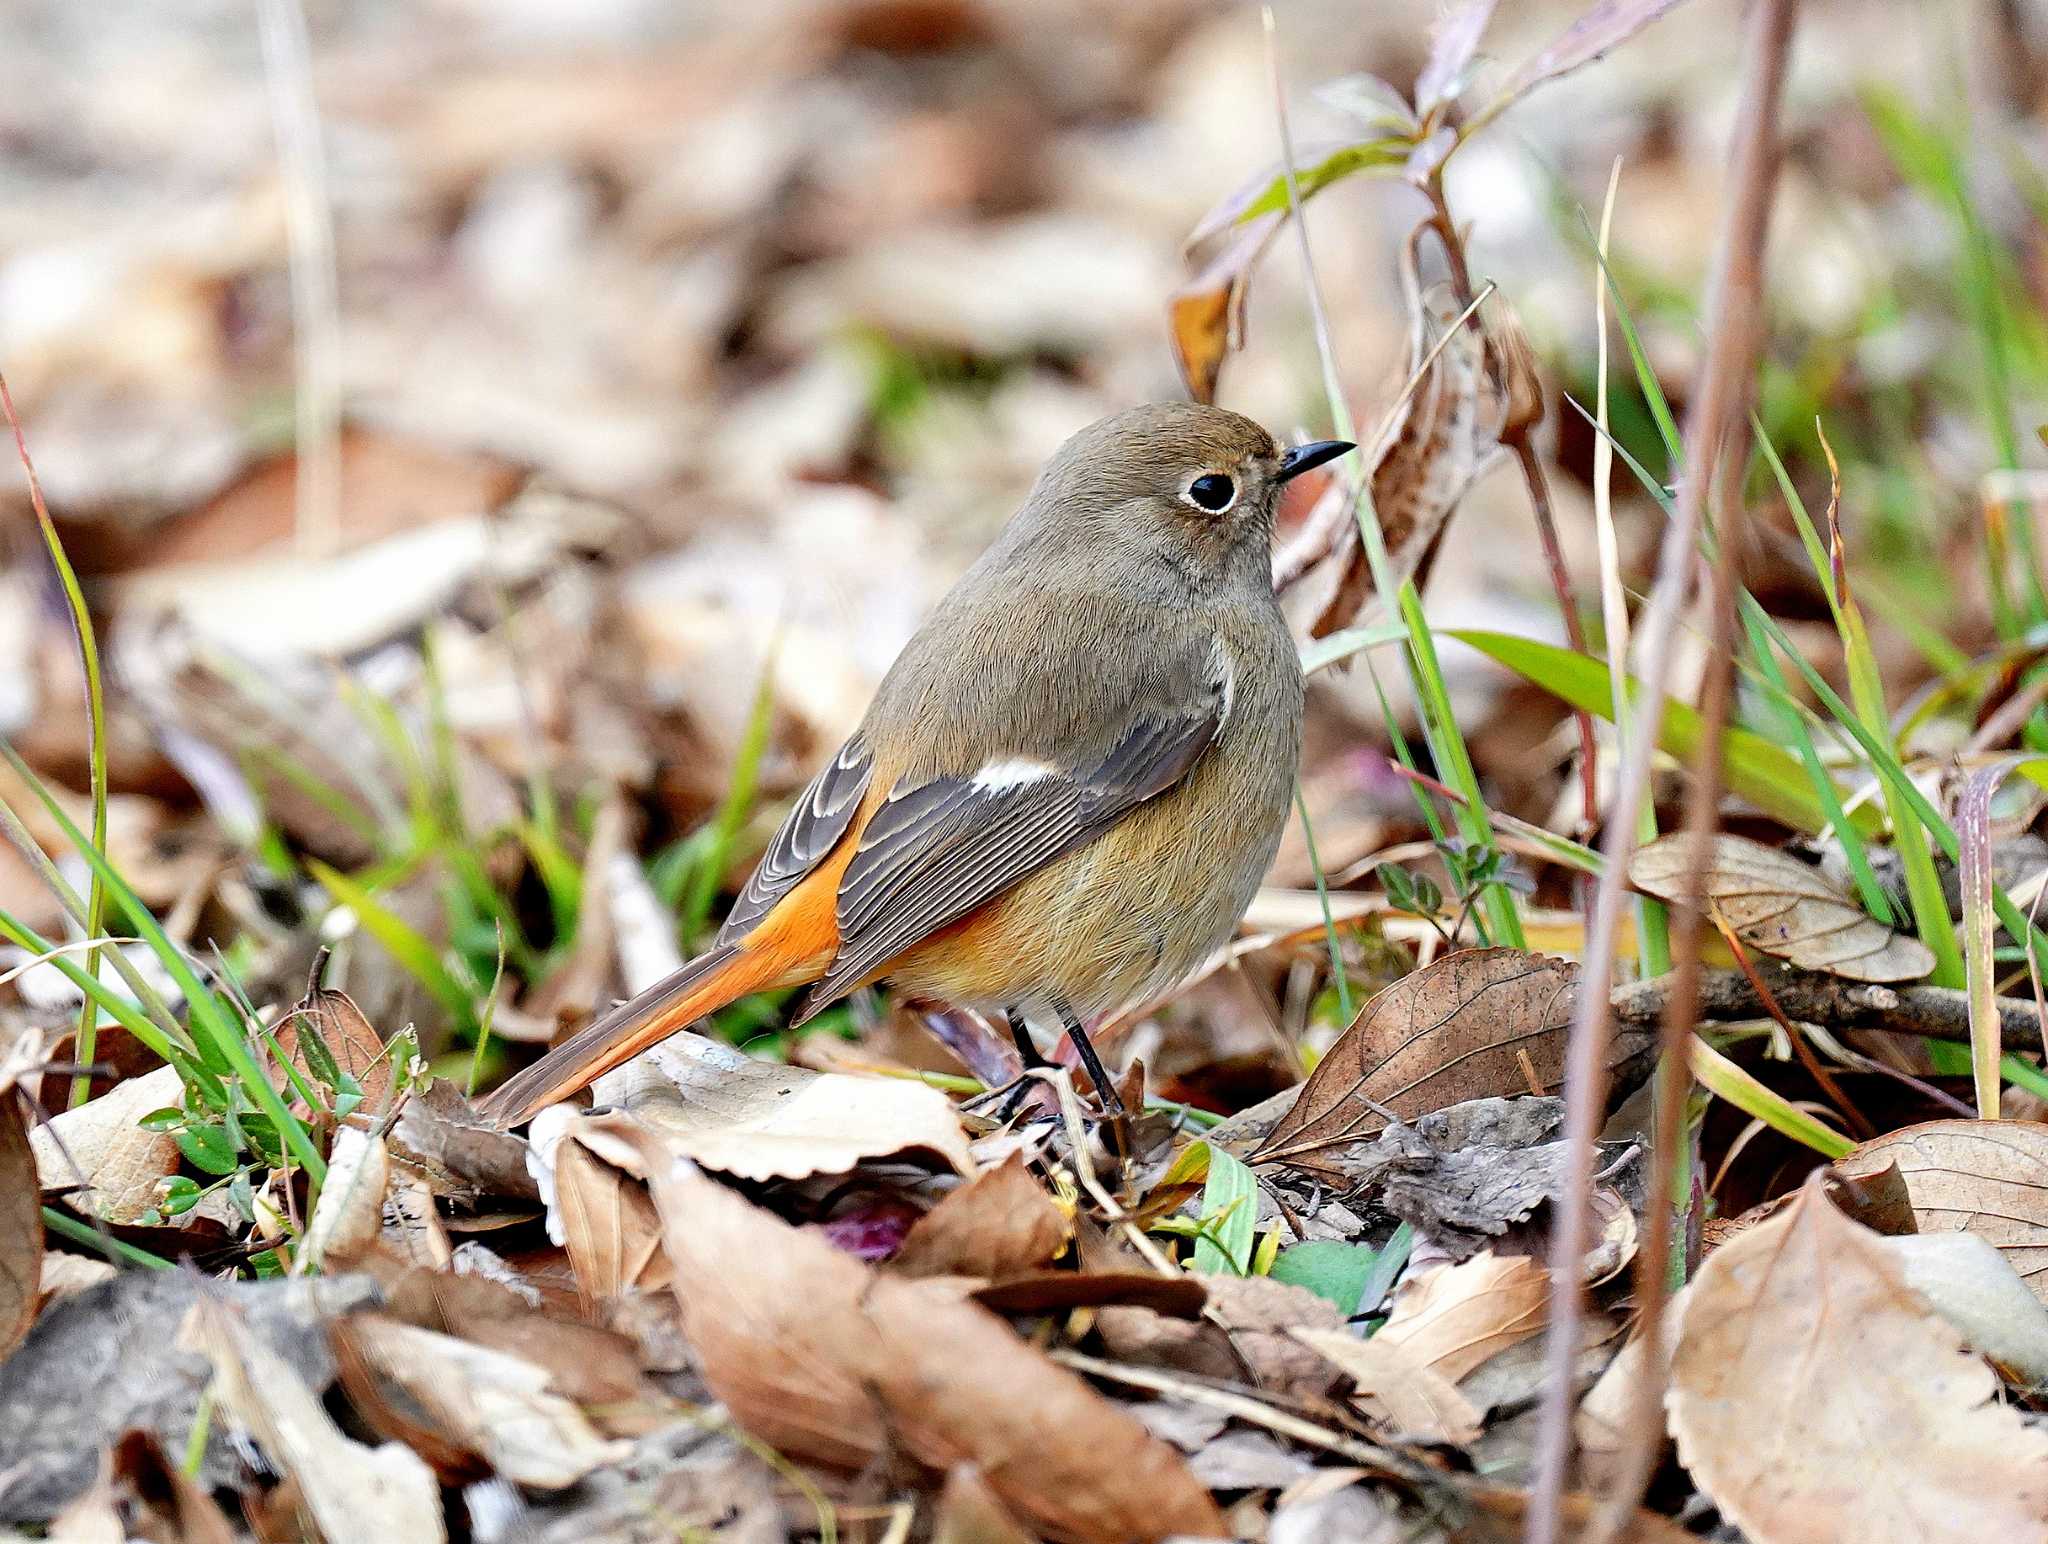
left=478, top=403, right=1353, bottom=1126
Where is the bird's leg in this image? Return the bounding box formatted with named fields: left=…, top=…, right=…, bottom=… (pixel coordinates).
left=993, top=1006, right=1045, bottom=1121
left=1053, top=996, right=1126, bottom=1116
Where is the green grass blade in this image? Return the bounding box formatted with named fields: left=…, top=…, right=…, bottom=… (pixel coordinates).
left=1689, top=1035, right=1852, bottom=1159
left=306, top=858, right=479, bottom=1036
left=1293, top=789, right=1353, bottom=1028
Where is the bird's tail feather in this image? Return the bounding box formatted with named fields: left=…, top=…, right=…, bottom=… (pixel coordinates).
left=476, top=942, right=781, bottom=1124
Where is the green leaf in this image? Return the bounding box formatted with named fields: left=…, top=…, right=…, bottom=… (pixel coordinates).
left=1270, top=1241, right=1379, bottom=1315
left=1451, top=630, right=1876, bottom=838
left=177, top=1123, right=240, bottom=1176
left=161, top=1176, right=203, bottom=1216
left=1191, top=1141, right=1258, bottom=1276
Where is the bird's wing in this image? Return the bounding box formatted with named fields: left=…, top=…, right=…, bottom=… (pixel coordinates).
left=715, top=736, right=874, bottom=946
left=796, top=632, right=1229, bottom=1014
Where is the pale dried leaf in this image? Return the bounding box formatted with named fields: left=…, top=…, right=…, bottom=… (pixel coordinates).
left=552, top=1130, right=669, bottom=1307
left=299, top=1126, right=390, bottom=1275
left=34, top=1253, right=114, bottom=1309
left=332, top=1314, right=628, bottom=1489
left=1414, top=2, right=1496, bottom=114
left=1098, top=1275, right=1344, bottom=1403
left=1255, top=950, right=1591, bottom=1165
left=0, top=1096, right=39, bottom=1359
left=1371, top=1252, right=1547, bottom=1383
left=1479, top=0, right=1692, bottom=120
left=1668, top=1175, right=2048, bottom=1543
left=892, top=1154, right=1069, bottom=1279
left=29, top=1064, right=182, bottom=1224
left=587, top=1034, right=973, bottom=1180
left=608, top=1120, right=1224, bottom=1544
left=1630, top=833, right=1935, bottom=982
left=181, top=1297, right=445, bottom=1544
left=933, top=1463, right=1038, bottom=1544
left=1836, top=1120, right=2048, bottom=1302
left=1292, top=1328, right=1482, bottom=1446
left=1881, top=1231, right=2048, bottom=1384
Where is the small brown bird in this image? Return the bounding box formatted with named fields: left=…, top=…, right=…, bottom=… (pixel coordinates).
left=480, top=404, right=1352, bottom=1124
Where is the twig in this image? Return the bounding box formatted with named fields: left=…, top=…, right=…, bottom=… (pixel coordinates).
left=256, top=0, right=344, bottom=561
left=1528, top=3, right=1798, bottom=1540
left=1612, top=965, right=2047, bottom=1046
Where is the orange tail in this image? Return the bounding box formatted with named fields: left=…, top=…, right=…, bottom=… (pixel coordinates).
left=477, top=942, right=791, bottom=1125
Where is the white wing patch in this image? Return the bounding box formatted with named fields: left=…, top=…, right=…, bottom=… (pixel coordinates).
left=971, top=757, right=1059, bottom=793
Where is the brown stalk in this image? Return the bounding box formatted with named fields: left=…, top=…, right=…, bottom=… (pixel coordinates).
left=1708, top=911, right=1876, bottom=1141
left=1525, top=3, right=1798, bottom=1540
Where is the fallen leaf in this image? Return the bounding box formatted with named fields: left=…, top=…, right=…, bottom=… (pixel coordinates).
left=1255, top=951, right=1603, bottom=1166
left=1292, top=1328, right=1482, bottom=1446
left=1097, top=1275, right=1347, bottom=1403
left=1881, top=1230, right=2048, bottom=1384
left=1835, top=1120, right=2048, bottom=1301
left=933, top=1463, right=1039, bottom=1544
left=34, top=1253, right=113, bottom=1310
left=331, top=1313, right=629, bottom=1488
left=607, top=1120, right=1223, bottom=1543
left=272, top=977, right=397, bottom=1124
left=1668, top=1174, right=2048, bottom=1543
left=969, top=1271, right=1208, bottom=1318
left=0, top=1096, right=41, bottom=1359
left=181, top=1296, right=445, bottom=1544
left=550, top=1131, right=670, bottom=1309
left=588, top=1031, right=974, bottom=1181
left=29, top=1063, right=182, bottom=1224
left=1166, top=217, right=1276, bottom=405
left=109, top=1431, right=237, bottom=1544
left=1371, top=1252, right=1548, bottom=1383
left=1630, top=833, right=1935, bottom=982
left=1453, top=1487, right=1696, bottom=1543
left=298, top=1126, right=390, bottom=1275
left=388, top=1079, right=538, bottom=1202
left=891, top=1154, right=1069, bottom=1279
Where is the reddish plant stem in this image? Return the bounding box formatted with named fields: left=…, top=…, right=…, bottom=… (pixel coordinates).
left=1524, top=3, right=1798, bottom=1539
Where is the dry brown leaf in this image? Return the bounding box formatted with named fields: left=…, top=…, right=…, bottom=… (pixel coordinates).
left=1835, top=1119, right=2048, bottom=1302
left=181, top=1296, right=445, bottom=1544
left=969, top=1270, right=1207, bottom=1318
left=551, top=1129, right=670, bottom=1309
left=892, top=1154, right=1069, bottom=1280
left=0, top=1095, right=41, bottom=1359
left=1291, top=1328, right=1482, bottom=1446
left=1668, top=1174, right=2048, bottom=1543
left=1371, top=1252, right=1548, bottom=1384
left=331, top=1313, right=628, bottom=1489
left=110, top=1430, right=237, bottom=1544
left=1255, top=950, right=1599, bottom=1165
left=594, top=1031, right=974, bottom=1180
left=1452, top=1486, right=1697, bottom=1543
left=1166, top=217, right=1279, bottom=404
left=1630, top=833, right=1935, bottom=982
left=932, top=1463, right=1040, bottom=1544
left=29, top=1063, right=182, bottom=1224
left=606, top=1120, right=1223, bottom=1544
left=35, top=1252, right=115, bottom=1309
left=298, top=1126, right=390, bottom=1275
left=1097, top=1275, right=1345, bottom=1403
left=273, top=978, right=396, bottom=1124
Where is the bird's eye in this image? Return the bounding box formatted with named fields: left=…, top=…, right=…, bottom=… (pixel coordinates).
left=1185, top=472, right=1237, bottom=513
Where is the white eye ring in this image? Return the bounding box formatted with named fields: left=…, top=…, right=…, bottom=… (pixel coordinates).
left=1182, top=470, right=1239, bottom=514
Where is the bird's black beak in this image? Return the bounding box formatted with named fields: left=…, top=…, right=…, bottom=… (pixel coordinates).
left=1276, top=439, right=1356, bottom=483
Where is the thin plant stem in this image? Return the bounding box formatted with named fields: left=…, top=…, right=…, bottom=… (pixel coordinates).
left=1527, top=3, right=1798, bottom=1538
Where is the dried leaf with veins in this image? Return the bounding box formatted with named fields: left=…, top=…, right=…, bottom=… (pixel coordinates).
left=550, top=1131, right=670, bottom=1308
left=272, top=978, right=395, bottom=1124
left=1834, top=1120, right=2048, bottom=1303
left=0, top=1095, right=39, bottom=1360
left=891, top=1153, right=1069, bottom=1280
left=1630, top=832, right=1934, bottom=982
left=1668, top=1174, right=2048, bottom=1544
left=1291, top=1328, right=1482, bottom=1446
left=1255, top=949, right=1593, bottom=1166
left=29, top=1063, right=182, bottom=1224
left=596, top=1120, right=1223, bottom=1544
left=591, top=1029, right=973, bottom=1181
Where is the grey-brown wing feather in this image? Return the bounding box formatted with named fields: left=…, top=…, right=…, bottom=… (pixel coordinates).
left=715, top=736, right=873, bottom=945
left=796, top=684, right=1225, bottom=1016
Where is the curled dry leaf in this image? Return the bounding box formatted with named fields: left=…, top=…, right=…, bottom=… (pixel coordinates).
left=1629, top=833, right=1935, bottom=983
left=180, top=1297, right=445, bottom=1544
left=891, top=1154, right=1069, bottom=1279
left=1668, top=1174, right=2048, bottom=1544
left=0, top=1096, right=40, bottom=1360
left=29, top=1063, right=182, bottom=1224
left=331, top=1313, right=628, bottom=1489
left=550, top=1130, right=670, bottom=1309
left=1835, top=1119, right=2048, bottom=1302
left=298, top=1126, right=390, bottom=1275
left=599, top=1030, right=973, bottom=1181
left=600, top=1119, right=1224, bottom=1544
left=1255, top=950, right=1600, bottom=1168
left=1371, top=1251, right=1548, bottom=1384
left=1291, top=1328, right=1482, bottom=1446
